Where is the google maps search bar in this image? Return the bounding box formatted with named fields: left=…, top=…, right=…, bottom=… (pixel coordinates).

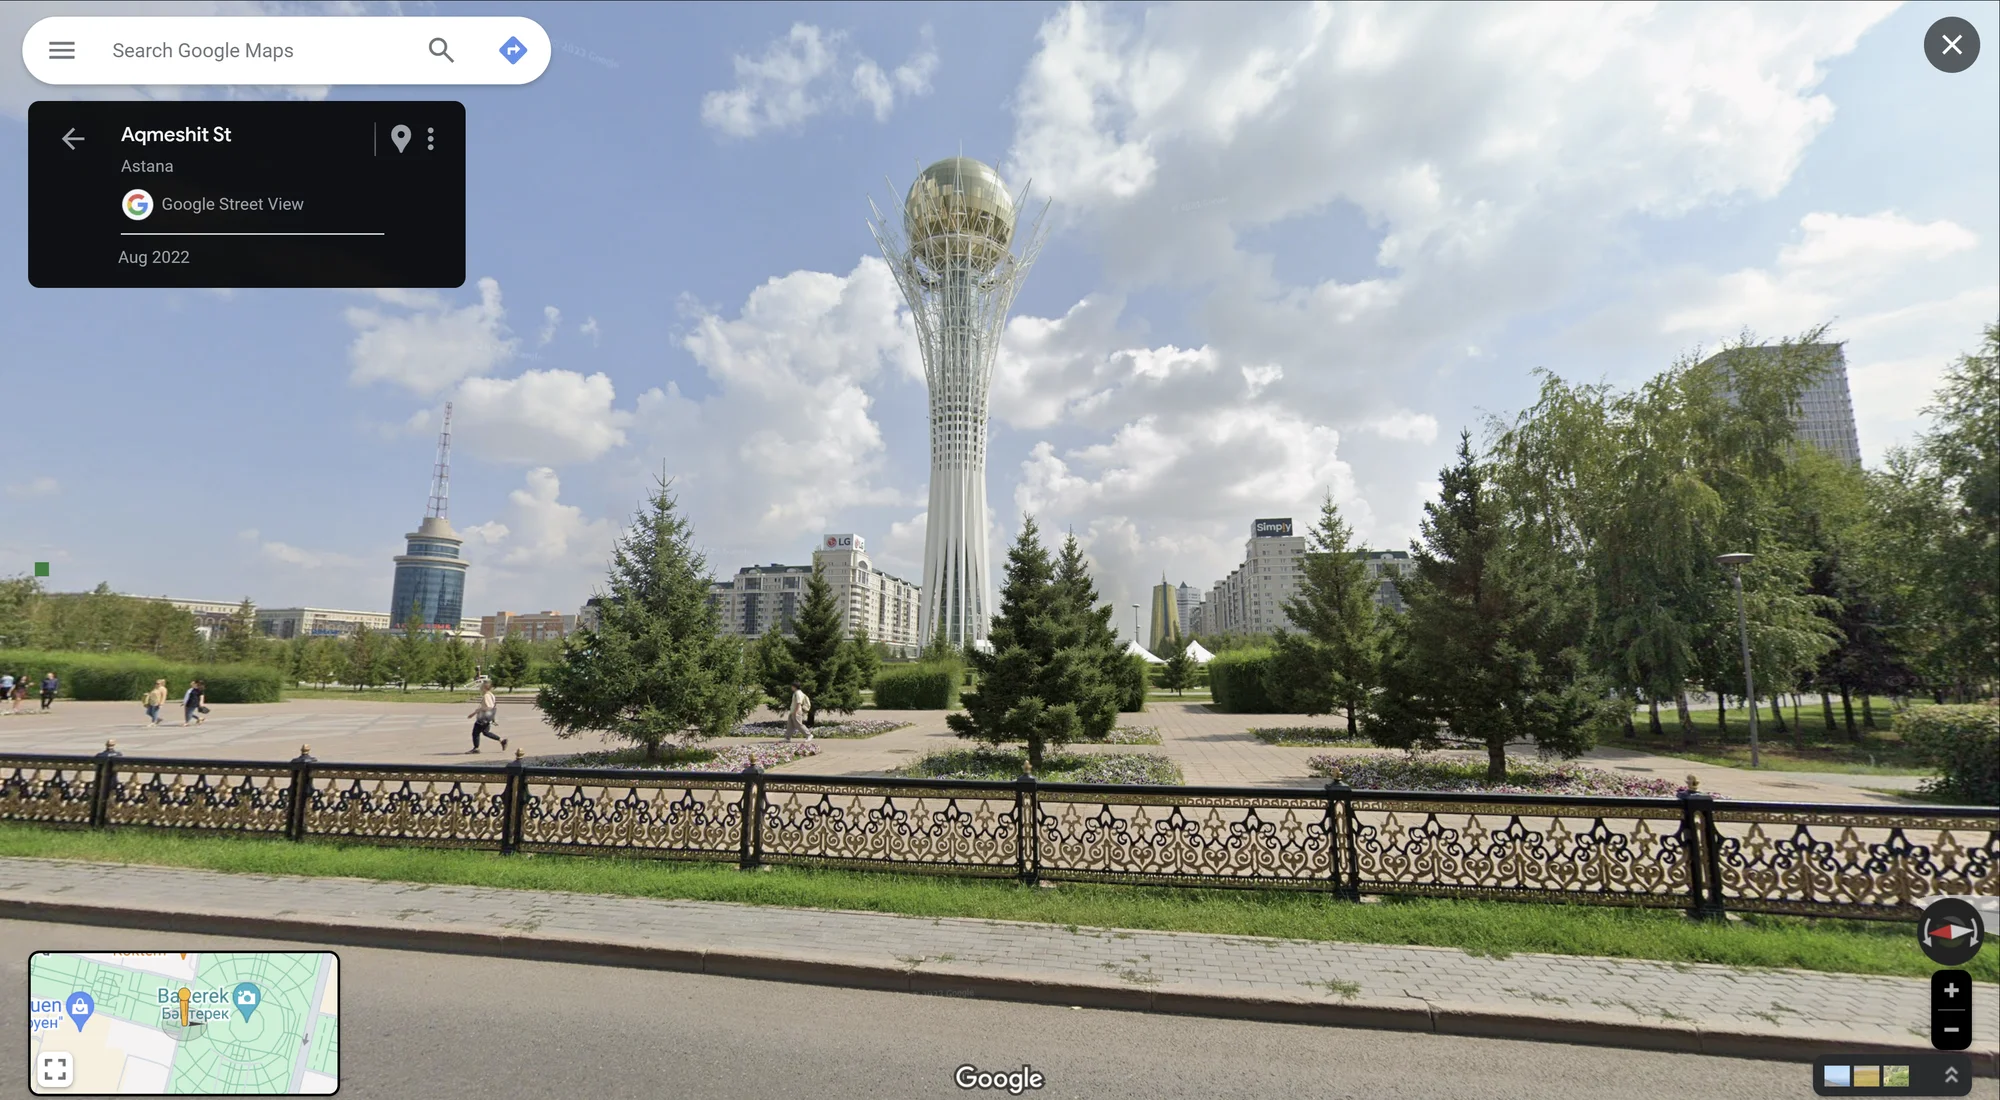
left=23, top=16, right=550, bottom=85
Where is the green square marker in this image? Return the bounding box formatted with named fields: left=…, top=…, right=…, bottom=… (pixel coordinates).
left=33, top=562, right=49, bottom=577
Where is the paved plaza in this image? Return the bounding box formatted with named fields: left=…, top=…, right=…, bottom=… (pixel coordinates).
left=0, top=697, right=1926, bottom=803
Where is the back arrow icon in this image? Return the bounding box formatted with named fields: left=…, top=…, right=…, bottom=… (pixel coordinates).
left=61, top=128, right=84, bottom=149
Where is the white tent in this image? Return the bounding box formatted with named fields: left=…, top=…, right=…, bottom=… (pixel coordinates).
left=1182, top=640, right=1215, bottom=664
left=1124, top=639, right=1166, bottom=664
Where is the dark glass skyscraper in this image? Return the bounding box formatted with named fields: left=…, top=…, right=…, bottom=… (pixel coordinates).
left=390, top=516, right=467, bottom=630
left=389, top=402, right=468, bottom=632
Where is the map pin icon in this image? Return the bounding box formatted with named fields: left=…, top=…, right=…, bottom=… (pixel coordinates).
left=233, top=982, right=262, bottom=1023
left=391, top=124, right=411, bottom=153
left=65, top=991, right=94, bottom=1031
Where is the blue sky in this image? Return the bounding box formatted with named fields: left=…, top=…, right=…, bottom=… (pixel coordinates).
left=4, top=1, right=1996, bottom=641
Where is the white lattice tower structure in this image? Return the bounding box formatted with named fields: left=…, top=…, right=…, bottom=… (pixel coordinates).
left=871, top=157, right=1048, bottom=648
left=426, top=401, right=453, bottom=520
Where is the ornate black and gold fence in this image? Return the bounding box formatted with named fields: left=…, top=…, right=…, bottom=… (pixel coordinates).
left=3, top=746, right=1994, bottom=922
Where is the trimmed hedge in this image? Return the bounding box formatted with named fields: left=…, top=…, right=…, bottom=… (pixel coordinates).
left=1209, top=648, right=1282, bottom=713
left=1899, top=704, right=2000, bottom=805
left=871, top=661, right=962, bottom=709
left=0, top=649, right=284, bottom=704
left=1117, top=655, right=1148, bottom=713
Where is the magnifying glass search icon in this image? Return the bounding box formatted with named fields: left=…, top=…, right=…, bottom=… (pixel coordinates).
left=429, top=37, right=453, bottom=62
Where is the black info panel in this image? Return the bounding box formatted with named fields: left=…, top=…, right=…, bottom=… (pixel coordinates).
left=29, top=100, right=465, bottom=288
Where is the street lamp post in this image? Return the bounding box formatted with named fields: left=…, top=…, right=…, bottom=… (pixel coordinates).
left=1717, top=552, right=1758, bottom=768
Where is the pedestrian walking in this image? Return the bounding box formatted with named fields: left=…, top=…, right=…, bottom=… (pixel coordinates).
left=144, top=679, right=168, bottom=726
left=181, top=680, right=206, bottom=726
left=785, top=681, right=813, bottom=742
left=7, top=674, right=24, bottom=714
left=40, top=672, right=58, bottom=711
left=0, top=673, right=12, bottom=715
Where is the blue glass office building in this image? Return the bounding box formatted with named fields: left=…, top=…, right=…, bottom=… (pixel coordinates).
left=389, top=516, right=468, bottom=631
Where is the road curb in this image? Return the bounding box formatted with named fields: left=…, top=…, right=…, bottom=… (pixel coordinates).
left=2, top=896, right=1991, bottom=1076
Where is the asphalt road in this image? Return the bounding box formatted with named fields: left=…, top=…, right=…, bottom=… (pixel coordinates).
left=3, top=919, right=1810, bottom=1099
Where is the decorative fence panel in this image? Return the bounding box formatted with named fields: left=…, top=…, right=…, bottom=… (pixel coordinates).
left=105, top=761, right=294, bottom=836
left=518, top=769, right=744, bottom=860
left=302, top=766, right=510, bottom=849
left=759, top=776, right=1021, bottom=876
left=1707, top=801, right=2000, bottom=920
left=0, top=755, right=97, bottom=826
left=1347, top=792, right=1699, bottom=910
left=1033, top=782, right=1335, bottom=889
left=3, top=748, right=1995, bottom=922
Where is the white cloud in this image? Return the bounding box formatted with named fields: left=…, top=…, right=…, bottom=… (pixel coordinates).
left=5, top=476, right=58, bottom=499
left=1002, top=0, right=1894, bottom=422
left=537, top=305, right=562, bottom=347
left=1660, top=212, right=1980, bottom=336
left=458, top=469, right=618, bottom=612
left=579, top=317, right=601, bottom=346
left=346, top=277, right=518, bottom=396
left=701, top=24, right=938, bottom=137
left=452, top=369, right=632, bottom=466
left=853, top=29, right=937, bottom=121
left=257, top=539, right=364, bottom=570
left=629, top=257, right=919, bottom=558
left=481, top=469, right=617, bottom=569
left=1361, top=411, right=1439, bottom=444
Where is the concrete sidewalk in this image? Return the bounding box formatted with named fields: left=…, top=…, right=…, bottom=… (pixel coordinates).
left=0, top=856, right=1989, bottom=1072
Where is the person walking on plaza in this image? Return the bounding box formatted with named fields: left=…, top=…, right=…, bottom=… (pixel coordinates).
left=40, top=672, right=58, bottom=711
left=784, top=681, right=813, bottom=742
left=0, top=673, right=12, bottom=715
left=181, top=680, right=206, bottom=726
left=467, top=678, right=506, bottom=753
left=144, top=679, right=168, bottom=726
left=7, top=674, right=25, bottom=714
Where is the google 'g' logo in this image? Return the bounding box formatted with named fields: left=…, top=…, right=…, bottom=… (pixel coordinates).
left=123, top=189, right=153, bottom=221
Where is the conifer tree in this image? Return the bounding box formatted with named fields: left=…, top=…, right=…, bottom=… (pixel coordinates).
left=783, top=563, right=860, bottom=724
left=1270, top=493, right=1381, bottom=733
left=1369, top=433, right=1619, bottom=780
left=538, top=476, right=758, bottom=761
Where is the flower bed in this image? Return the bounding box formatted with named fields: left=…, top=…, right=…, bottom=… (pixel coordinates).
left=1103, top=725, right=1162, bottom=745
left=548, top=740, right=821, bottom=772
left=1251, top=726, right=1369, bottom=747
left=729, top=718, right=911, bottom=739
left=1307, top=752, right=1678, bottom=796
left=894, top=747, right=1183, bottom=786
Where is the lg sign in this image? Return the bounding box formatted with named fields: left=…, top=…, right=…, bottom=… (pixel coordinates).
left=822, top=533, right=864, bottom=551
left=1253, top=518, right=1293, bottom=538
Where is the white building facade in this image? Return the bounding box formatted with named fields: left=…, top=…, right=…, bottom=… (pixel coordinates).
left=707, top=535, right=922, bottom=656
left=1196, top=519, right=1309, bottom=637
left=256, top=607, right=396, bottom=639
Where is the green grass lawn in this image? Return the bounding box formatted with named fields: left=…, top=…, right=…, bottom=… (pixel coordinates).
left=1619, top=704, right=1932, bottom=775
left=0, top=822, right=1982, bottom=982
left=281, top=687, right=489, bottom=703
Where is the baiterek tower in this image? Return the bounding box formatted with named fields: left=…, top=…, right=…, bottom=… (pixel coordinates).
left=871, top=157, right=1047, bottom=649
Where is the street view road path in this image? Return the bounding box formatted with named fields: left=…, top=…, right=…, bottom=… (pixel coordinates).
left=3, top=857, right=1989, bottom=1081
left=0, top=699, right=1928, bottom=803
left=0, top=917, right=1806, bottom=1100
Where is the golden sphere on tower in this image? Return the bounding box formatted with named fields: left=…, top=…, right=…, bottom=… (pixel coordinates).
left=904, top=157, right=1016, bottom=274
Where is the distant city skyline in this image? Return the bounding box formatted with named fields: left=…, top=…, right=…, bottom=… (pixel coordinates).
left=4, top=4, right=1993, bottom=645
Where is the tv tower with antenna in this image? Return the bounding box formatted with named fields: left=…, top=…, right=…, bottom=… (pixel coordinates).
left=389, top=402, right=469, bottom=634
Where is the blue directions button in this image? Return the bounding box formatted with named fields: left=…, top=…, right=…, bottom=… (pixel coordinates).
left=499, top=36, right=527, bottom=65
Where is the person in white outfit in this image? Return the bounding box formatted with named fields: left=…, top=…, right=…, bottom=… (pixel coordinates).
left=785, top=681, right=813, bottom=742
